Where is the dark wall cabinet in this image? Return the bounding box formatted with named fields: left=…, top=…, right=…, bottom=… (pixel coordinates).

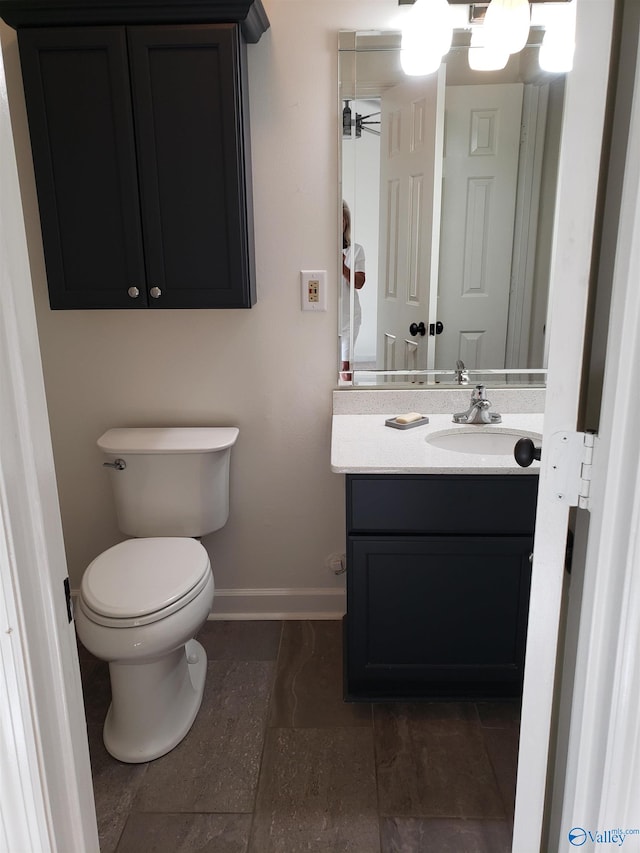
left=9, top=1, right=268, bottom=309
left=344, top=474, right=539, bottom=701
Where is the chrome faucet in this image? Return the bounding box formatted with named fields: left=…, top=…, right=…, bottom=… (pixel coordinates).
left=453, top=385, right=502, bottom=425
left=455, top=359, right=469, bottom=385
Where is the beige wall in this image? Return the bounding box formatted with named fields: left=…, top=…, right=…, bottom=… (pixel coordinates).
left=0, top=0, right=403, bottom=613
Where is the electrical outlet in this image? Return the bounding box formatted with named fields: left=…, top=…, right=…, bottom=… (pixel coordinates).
left=301, top=270, right=327, bottom=311
left=308, top=279, right=319, bottom=302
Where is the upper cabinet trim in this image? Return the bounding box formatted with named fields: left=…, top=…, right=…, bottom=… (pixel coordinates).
left=0, top=0, right=270, bottom=42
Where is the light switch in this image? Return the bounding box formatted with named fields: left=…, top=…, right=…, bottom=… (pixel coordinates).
left=300, top=270, right=327, bottom=311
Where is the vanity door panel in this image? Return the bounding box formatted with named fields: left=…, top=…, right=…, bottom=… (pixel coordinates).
left=128, top=25, right=254, bottom=308
left=18, top=27, right=146, bottom=309
left=345, top=534, right=532, bottom=700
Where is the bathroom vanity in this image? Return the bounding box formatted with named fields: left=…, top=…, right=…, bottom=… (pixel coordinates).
left=331, top=390, right=543, bottom=702
left=345, top=472, right=537, bottom=700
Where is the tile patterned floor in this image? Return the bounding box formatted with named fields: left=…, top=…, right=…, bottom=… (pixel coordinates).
left=78, top=620, right=519, bottom=852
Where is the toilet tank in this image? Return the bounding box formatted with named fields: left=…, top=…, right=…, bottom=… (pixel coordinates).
left=97, top=427, right=239, bottom=538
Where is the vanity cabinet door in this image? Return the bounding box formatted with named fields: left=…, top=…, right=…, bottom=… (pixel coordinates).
left=18, top=27, right=146, bottom=309
left=127, top=25, right=254, bottom=308
left=345, top=535, right=533, bottom=700
left=18, top=24, right=255, bottom=309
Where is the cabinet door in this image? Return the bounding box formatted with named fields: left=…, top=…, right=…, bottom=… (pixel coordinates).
left=18, top=27, right=147, bottom=308
left=128, top=25, right=255, bottom=308
left=346, top=535, right=533, bottom=700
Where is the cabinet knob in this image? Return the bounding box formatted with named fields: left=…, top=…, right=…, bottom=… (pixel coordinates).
left=149, top=286, right=162, bottom=299
left=128, top=286, right=140, bottom=298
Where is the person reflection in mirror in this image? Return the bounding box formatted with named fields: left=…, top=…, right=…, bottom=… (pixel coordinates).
left=341, top=200, right=366, bottom=381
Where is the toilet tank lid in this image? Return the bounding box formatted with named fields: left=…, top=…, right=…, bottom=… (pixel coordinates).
left=97, top=427, right=239, bottom=454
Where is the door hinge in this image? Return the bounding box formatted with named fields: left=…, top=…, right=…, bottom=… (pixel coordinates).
left=548, top=431, right=597, bottom=510
left=64, top=577, right=73, bottom=623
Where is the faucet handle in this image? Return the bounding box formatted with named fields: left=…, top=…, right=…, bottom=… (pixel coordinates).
left=472, top=384, right=487, bottom=401
left=455, top=360, right=469, bottom=385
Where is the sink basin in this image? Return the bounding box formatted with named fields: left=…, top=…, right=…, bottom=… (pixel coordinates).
left=426, top=428, right=542, bottom=456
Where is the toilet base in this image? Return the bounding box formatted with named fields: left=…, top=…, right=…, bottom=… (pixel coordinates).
left=103, top=638, right=207, bottom=763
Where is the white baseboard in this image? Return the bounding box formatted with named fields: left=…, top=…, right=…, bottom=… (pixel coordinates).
left=209, top=587, right=346, bottom=620
left=71, top=587, right=346, bottom=621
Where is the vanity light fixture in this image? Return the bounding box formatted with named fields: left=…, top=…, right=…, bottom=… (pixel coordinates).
left=398, top=0, right=575, bottom=75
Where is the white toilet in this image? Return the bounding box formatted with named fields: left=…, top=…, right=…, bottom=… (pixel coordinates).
left=75, top=426, right=239, bottom=764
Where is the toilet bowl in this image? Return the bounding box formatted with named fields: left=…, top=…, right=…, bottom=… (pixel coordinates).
left=75, top=537, right=215, bottom=763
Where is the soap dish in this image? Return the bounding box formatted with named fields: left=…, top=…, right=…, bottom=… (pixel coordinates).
left=385, top=416, right=430, bottom=430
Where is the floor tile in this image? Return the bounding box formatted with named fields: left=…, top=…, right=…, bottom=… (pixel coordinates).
left=197, top=620, right=282, bottom=661
left=268, top=620, right=372, bottom=728
left=116, top=813, right=251, bottom=853
left=134, top=660, right=275, bottom=813
left=482, top=725, right=519, bottom=817
left=476, top=700, right=521, bottom=729
left=374, top=703, right=505, bottom=819
left=248, top=727, right=380, bottom=853
left=380, top=817, right=512, bottom=853
left=87, top=725, right=149, bottom=853
left=77, top=636, right=98, bottom=663
left=81, top=659, right=113, bottom=729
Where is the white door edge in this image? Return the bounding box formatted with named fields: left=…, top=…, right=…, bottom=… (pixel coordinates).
left=0, top=33, right=99, bottom=853
left=426, top=64, right=446, bottom=370
left=512, top=1, right=616, bottom=850
left=506, top=83, right=548, bottom=368
left=558, top=24, right=640, bottom=842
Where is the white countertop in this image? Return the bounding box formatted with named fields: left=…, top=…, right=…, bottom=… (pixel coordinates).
left=331, top=412, right=543, bottom=475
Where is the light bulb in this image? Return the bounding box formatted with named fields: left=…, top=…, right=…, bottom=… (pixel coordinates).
left=468, top=26, right=509, bottom=71
left=538, top=1, right=576, bottom=72
left=484, top=0, right=531, bottom=55
left=400, top=0, right=453, bottom=76
left=401, top=44, right=443, bottom=76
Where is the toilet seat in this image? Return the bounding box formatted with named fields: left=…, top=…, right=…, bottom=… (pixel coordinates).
left=80, top=537, right=211, bottom=628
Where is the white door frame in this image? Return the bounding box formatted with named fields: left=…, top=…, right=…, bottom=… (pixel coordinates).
left=557, top=28, right=640, bottom=844
left=0, top=38, right=99, bottom=853
left=513, top=1, right=616, bottom=850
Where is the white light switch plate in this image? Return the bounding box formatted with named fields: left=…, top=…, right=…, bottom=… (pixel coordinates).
left=300, top=270, right=327, bottom=311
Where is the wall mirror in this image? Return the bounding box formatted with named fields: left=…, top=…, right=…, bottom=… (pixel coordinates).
left=339, top=27, right=568, bottom=387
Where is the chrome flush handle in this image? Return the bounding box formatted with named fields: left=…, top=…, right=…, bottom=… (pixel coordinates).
left=103, top=458, right=126, bottom=470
